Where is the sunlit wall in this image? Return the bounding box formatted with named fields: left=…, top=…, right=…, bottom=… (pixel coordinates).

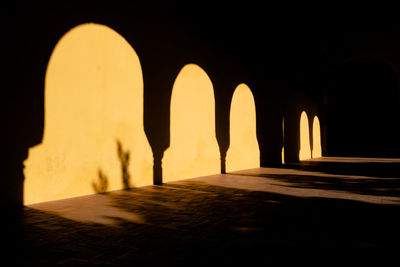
left=226, top=84, right=260, bottom=172
left=299, top=111, right=311, bottom=160
left=281, top=118, right=285, bottom=164
left=312, top=116, right=322, bottom=158
left=23, top=23, right=153, bottom=205
left=162, top=64, right=220, bottom=182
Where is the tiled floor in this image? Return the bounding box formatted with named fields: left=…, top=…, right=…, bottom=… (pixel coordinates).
left=6, top=157, right=400, bottom=265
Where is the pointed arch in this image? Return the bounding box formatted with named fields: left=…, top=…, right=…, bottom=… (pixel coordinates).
left=299, top=111, right=311, bottom=160
left=162, top=64, right=220, bottom=182
left=226, top=83, right=260, bottom=172
left=23, top=23, right=153, bottom=205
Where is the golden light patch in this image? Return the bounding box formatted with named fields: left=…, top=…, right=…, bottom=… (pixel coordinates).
left=312, top=116, right=322, bottom=158
left=23, top=23, right=153, bottom=205
left=282, top=118, right=285, bottom=164
left=162, top=64, right=220, bottom=182
left=226, top=84, right=260, bottom=172
left=299, top=111, right=311, bottom=160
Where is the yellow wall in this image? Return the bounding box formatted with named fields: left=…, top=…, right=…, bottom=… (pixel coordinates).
left=226, top=84, right=260, bottom=172
left=281, top=118, right=285, bottom=164
left=162, top=64, right=220, bottom=182
left=23, top=23, right=153, bottom=205
left=312, top=116, right=322, bottom=158
left=299, top=111, right=311, bottom=160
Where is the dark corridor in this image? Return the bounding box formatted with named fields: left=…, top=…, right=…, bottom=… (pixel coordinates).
left=327, top=57, right=400, bottom=157
left=2, top=2, right=400, bottom=265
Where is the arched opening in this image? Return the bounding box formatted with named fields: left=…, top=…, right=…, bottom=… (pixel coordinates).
left=281, top=118, right=285, bottom=164
left=299, top=111, right=311, bottom=160
left=162, top=64, right=220, bottom=182
left=226, top=83, right=260, bottom=172
left=327, top=57, right=400, bottom=157
left=312, top=115, right=322, bottom=158
left=23, top=23, right=153, bottom=205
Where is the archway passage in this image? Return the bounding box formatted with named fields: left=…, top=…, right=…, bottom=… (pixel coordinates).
left=226, top=84, right=260, bottom=172
left=312, top=116, right=322, bottom=158
left=327, top=57, right=400, bottom=157
left=299, top=111, right=311, bottom=160
left=23, top=23, right=153, bottom=205
left=162, top=64, right=220, bottom=182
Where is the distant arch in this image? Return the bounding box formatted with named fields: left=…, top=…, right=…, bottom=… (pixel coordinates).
left=282, top=118, right=285, bottom=164
left=162, top=64, right=220, bottom=182
left=299, top=111, right=311, bottom=160
left=312, top=116, right=322, bottom=158
left=226, top=84, right=260, bottom=172
left=23, top=23, right=153, bottom=205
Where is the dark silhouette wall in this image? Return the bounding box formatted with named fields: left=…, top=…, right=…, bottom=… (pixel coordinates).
left=326, top=57, right=400, bottom=157
left=2, top=2, right=400, bottom=209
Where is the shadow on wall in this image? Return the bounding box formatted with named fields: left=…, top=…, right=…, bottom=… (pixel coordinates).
left=226, top=83, right=260, bottom=172
left=92, top=169, right=109, bottom=194
left=22, top=24, right=262, bottom=205
left=92, top=140, right=131, bottom=193
left=162, top=64, right=221, bottom=182
left=23, top=23, right=153, bottom=205
left=117, top=140, right=131, bottom=190
left=20, top=22, right=317, bottom=206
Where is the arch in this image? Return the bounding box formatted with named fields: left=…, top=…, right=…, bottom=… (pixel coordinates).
left=312, top=115, right=322, bottom=158
left=23, top=23, right=153, bottom=205
left=281, top=118, right=285, bottom=164
left=162, top=64, right=220, bottom=182
left=299, top=111, right=311, bottom=160
left=226, top=83, right=260, bottom=172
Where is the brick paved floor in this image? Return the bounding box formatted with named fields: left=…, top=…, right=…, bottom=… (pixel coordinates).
left=5, top=158, right=400, bottom=266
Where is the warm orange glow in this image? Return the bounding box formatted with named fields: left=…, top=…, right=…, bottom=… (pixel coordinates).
left=281, top=118, right=285, bottom=164
left=299, top=111, right=311, bottom=160
left=162, top=64, right=220, bottom=182
left=312, top=116, right=322, bottom=158
left=23, top=23, right=153, bottom=205
left=226, top=84, right=260, bottom=172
